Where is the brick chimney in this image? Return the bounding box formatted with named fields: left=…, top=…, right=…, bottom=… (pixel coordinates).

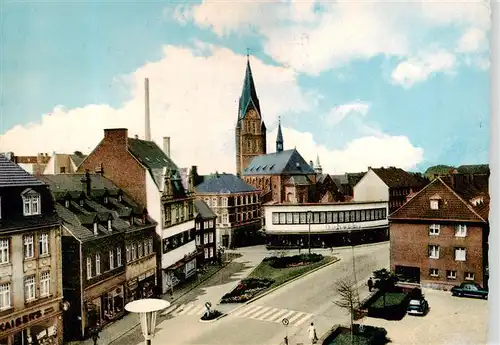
left=104, top=128, right=128, bottom=149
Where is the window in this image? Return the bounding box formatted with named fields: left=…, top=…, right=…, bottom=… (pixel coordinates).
left=429, top=224, right=440, bottom=236
left=222, top=197, right=228, bottom=207
left=107, top=220, right=112, bottom=231
left=93, top=223, right=98, bottom=235
left=429, top=245, right=440, bottom=259
left=40, top=271, right=50, bottom=297
left=204, top=221, right=209, bottom=228
left=429, top=268, right=439, bottom=277
left=25, top=276, right=36, bottom=302
left=24, top=235, right=34, bottom=259
left=138, top=242, right=144, bottom=257
left=360, top=211, right=365, bottom=221
left=222, top=214, right=228, bottom=224
left=204, top=248, right=209, bottom=259
left=109, top=250, right=114, bottom=270
left=212, top=197, right=217, bottom=207
left=204, top=197, right=210, bottom=206
left=143, top=240, right=149, bottom=256
left=465, top=272, right=475, bottom=281
left=148, top=239, right=153, bottom=255
left=455, top=224, right=467, bottom=237
left=22, top=190, right=41, bottom=216
left=455, top=247, right=466, bottom=261
left=332, top=212, right=338, bottom=223
left=313, top=213, right=320, bottom=224
left=131, top=244, right=137, bottom=261
left=209, top=247, right=214, bottom=258
left=86, top=257, right=92, bottom=279
left=286, top=213, right=293, bottom=224
left=204, top=233, right=208, bottom=244
left=338, top=212, right=344, bottom=223
left=65, top=200, right=70, bottom=208
left=196, top=222, right=201, bottom=230
left=272, top=213, right=279, bottom=224
left=209, top=220, right=214, bottom=228
left=196, top=234, right=201, bottom=246
left=95, top=254, right=101, bottom=275
left=430, top=200, right=439, bottom=210
left=209, top=232, right=214, bottom=243
left=279, top=213, right=286, bottom=224
left=0, top=283, right=10, bottom=310
left=320, top=212, right=326, bottom=223
left=60, top=167, right=66, bottom=173
left=39, top=233, right=49, bottom=256
left=117, top=247, right=122, bottom=267
left=446, top=270, right=457, bottom=279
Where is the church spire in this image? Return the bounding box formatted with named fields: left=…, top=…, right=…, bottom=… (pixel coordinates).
left=238, top=53, right=261, bottom=120
left=276, top=116, right=284, bottom=152
left=314, top=154, right=323, bottom=174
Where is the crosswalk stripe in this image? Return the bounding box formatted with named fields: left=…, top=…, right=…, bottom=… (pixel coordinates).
left=264, top=309, right=289, bottom=322
left=187, top=305, right=206, bottom=315
left=172, top=303, right=188, bottom=316
left=240, top=306, right=264, bottom=318
left=294, top=313, right=313, bottom=327
left=177, top=303, right=197, bottom=315
left=257, top=308, right=279, bottom=320
left=274, top=310, right=295, bottom=323
left=249, top=307, right=272, bottom=319
left=287, top=312, right=305, bottom=324
left=161, top=304, right=179, bottom=316
left=233, top=305, right=255, bottom=317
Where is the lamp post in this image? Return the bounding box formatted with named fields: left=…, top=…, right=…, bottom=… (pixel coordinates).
left=349, top=230, right=358, bottom=287
left=307, top=211, right=312, bottom=254
left=125, top=298, right=170, bottom=345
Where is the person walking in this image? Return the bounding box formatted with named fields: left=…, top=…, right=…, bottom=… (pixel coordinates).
left=368, top=277, right=374, bottom=292
left=308, top=322, right=318, bottom=344
left=91, top=328, right=100, bottom=345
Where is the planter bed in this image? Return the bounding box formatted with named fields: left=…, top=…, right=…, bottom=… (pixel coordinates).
left=220, top=278, right=274, bottom=303
left=263, top=253, right=324, bottom=269
left=365, top=291, right=410, bottom=320
left=200, top=310, right=224, bottom=321
left=322, top=325, right=388, bottom=345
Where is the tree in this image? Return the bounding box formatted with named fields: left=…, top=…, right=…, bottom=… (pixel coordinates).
left=372, top=269, right=398, bottom=308
left=334, top=278, right=361, bottom=345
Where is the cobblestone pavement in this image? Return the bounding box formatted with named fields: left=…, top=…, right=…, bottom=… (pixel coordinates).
left=360, top=288, right=488, bottom=345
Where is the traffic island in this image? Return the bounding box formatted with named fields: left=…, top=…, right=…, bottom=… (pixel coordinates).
left=360, top=291, right=410, bottom=321
left=199, top=310, right=225, bottom=323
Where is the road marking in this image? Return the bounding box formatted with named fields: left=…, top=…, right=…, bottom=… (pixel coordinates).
left=249, top=306, right=273, bottom=319
left=233, top=305, right=259, bottom=317
left=287, top=312, right=305, bottom=324
left=240, top=305, right=264, bottom=318
left=264, top=309, right=289, bottom=322
left=294, top=313, right=314, bottom=327
left=177, top=303, right=197, bottom=315
left=257, top=307, right=279, bottom=320
left=187, top=304, right=206, bottom=316
left=274, top=310, right=295, bottom=323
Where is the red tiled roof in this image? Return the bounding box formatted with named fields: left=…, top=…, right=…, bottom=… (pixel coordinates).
left=389, top=177, right=486, bottom=223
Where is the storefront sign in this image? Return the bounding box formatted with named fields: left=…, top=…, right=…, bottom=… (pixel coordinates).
left=0, top=310, right=43, bottom=332
left=138, top=274, right=146, bottom=282
left=325, top=223, right=361, bottom=231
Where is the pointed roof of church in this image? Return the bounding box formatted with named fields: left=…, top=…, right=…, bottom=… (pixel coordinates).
left=242, top=149, right=315, bottom=176
left=276, top=118, right=283, bottom=144
left=238, top=56, right=261, bottom=119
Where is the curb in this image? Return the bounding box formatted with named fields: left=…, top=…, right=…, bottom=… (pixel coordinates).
left=108, top=261, right=233, bottom=345
left=225, top=256, right=341, bottom=315
left=198, top=312, right=227, bottom=323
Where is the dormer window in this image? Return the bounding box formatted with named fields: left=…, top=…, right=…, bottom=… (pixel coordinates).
left=93, top=222, right=98, bottom=235
left=80, top=199, right=84, bottom=207
left=65, top=200, right=70, bottom=208
left=21, top=189, right=41, bottom=216
left=107, top=220, right=112, bottom=232
left=118, top=194, right=123, bottom=202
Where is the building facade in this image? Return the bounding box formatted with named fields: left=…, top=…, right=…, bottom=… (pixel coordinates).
left=39, top=172, right=157, bottom=341
left=389, top=176, right=489, bottom=290
left=195, top=173, right=262, bottom=248
left=77, top=129, right=198, bottom=295
left=0, top=155, right=63, bottom=345
left=264, top=201, right=389, bottom=249
left=194, top=200, right=217, bottom=265
left=235, top=56, right=267, bottom=177
left=42, top=152, right=87, bottom=175
left=0, top=152, right=51, bottom=176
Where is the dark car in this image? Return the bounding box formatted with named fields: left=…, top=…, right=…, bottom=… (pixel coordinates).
left=451, top=283, right=488, bottom=299
left=407, top=297, right=429, bottom=316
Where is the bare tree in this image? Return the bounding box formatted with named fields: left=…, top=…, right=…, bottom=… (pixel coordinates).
left=334, top=278, right=361, bottom=345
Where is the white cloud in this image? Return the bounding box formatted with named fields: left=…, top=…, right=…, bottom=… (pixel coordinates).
left=169, top=1, right=489, bottom=78
left=391, top=51, right=457, bottom=88
left=268, top=126, right=424, bottom=174
left=327, top=102, right=370, bottom=126
left=456, top=27, right=488, bottom=53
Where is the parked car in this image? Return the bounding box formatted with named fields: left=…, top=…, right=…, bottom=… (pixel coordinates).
left=407, top=297, right=429, bottom=316
left=451, top=283, right=488, bottom=299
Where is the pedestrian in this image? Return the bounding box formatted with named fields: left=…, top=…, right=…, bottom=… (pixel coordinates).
left=91, top=328, right=100, bottom=345
left=368, top=277, right=374, bottom=292
left=308, top=322, right=318, bottom=344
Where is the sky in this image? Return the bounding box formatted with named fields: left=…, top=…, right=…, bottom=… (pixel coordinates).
left=0, top=0, right=491, bottom=175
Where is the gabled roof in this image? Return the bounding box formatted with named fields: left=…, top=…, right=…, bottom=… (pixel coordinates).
left=127, top=137, right=179, bottom=188
left=285, top=175, right=311, bottom=186
left=195, top=173, right=256, bottom=194
left=389, top=177, right=486, bottom=223
left=0, top=154, right=45, bottom=187
left=238, top=58, right=261, bottom=119
left=194, top=199, right=216, bottom=220
left=70, top=152, right=87, bottom=168
left=372, top=167, right=428, bottom=189
left=243, top=149, right=315, bottom=176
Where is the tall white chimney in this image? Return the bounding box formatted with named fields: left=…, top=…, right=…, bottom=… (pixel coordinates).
left=163, top=137, right=170, bottom=158
left=144, top=78, right=151, bottom=141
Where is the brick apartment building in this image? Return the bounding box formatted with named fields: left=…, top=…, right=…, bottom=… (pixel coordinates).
left=389, top=173, right=489, bottom=290
left=39, top=172, right=157, bottom=341
left=77, top=129, right=198, bottom=295
left=0, top=155, right=64, bottom=345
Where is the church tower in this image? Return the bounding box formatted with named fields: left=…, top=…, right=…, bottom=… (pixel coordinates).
left=235, top=54, right=267, bottom=176
left=276, top=117, right=284, bottom=152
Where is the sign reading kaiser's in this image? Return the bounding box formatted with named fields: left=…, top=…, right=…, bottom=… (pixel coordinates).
left=0, top=310, right=43, bottom=332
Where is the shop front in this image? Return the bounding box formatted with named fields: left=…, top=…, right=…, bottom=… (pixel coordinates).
left=83, top=284, right=125, bottom=337
left=0, top=302, right=63, bottom=345
left=126, top=269, right=156, bottom=304
left=162, top=254, right=198, bottom=294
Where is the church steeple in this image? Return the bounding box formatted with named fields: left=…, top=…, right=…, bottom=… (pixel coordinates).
left=238, top=54, right=261, bottom=120
left=314, top=154, right=323, bottom=174
left=276, top=117, right=284, bottom=152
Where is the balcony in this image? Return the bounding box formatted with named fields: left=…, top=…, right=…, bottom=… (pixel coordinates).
left=161, top=240, right=196, bottom=269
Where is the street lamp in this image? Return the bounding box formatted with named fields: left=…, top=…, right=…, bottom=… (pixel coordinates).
left=307, top=211, right=312, bottom=254
left=125, top=298, right=170, bottom=345
left=349, top=230, right=358, bottom=289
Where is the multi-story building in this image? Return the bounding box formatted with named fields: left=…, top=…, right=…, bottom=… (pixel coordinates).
left=331, top=172, right=366, bottom=200
left=195, top=173, right=262, bottom=248
left=194, top=200, right=217, bottom=266
left=389, top=175, right=489, bottom=290
left=42, top=151, right=87, bottom=175
left=0, top=155, right=64, bottom=345
left=0, top=152, right=52, bottom=176
left=353, top=166, right=429, bottom=214
left=77, top=129, right=198, bottom=294
left=39, top=172, right=157, bottom=341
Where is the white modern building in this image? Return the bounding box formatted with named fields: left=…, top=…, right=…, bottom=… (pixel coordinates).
left=263, top=201, right=389, bottom=249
